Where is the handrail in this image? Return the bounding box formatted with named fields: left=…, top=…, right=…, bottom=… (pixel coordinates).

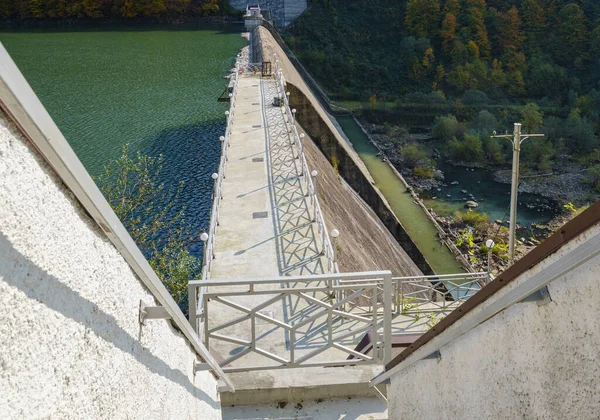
left=0, top=44, right=235, bottom=392
left=189, top=270, right=394, bottom=368
left=189, top=57, right=242, bottom=335
left=339, top=272, right=488, bottom=315
left=273, top=60, right=338, bottom=274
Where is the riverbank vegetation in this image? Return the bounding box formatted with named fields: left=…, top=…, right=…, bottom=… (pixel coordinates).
left=0, top=0, right=236, bottom=19
left=95, top=146, right=198, bottom=313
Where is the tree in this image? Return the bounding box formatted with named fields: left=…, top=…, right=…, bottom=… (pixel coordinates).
left=441, top=13, right=458, bottom=53
left=590, top=26, right=600, bottom=57
left=470, top=110, right=497, bottom=133
left=95, top=145, right=199, bottom=312
left=567, top=109, right=598, bottom=151
left=447, top=66, right=471, bottom=90
left=520, top=0, right=547, bottom=50
left=467, top=40, right=480, bottom=59
left=422, top=48, right=435, bottom=69
left=369, top=94, right=378, bottom=109
left=521, top=103, right=543, bottom=133
left=490, top=59, right=507, bottom=87
left=497, top=6, right=524, bottom=57
left=405, top=0, right=441, bottom=39
left=558, top=4, right=588, bottom=64
left=507, top=70, right=526, bottom=96
left=442, top=0, right=460, bottom=16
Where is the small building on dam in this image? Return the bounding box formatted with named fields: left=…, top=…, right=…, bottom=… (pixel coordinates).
left=230, top=0, right=307, bottom=27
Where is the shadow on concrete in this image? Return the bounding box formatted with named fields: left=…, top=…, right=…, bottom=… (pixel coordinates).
left=0, top=232, right=219, bottom=409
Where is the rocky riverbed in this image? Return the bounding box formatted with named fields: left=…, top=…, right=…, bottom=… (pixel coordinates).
left=493, top=160, right=599, bottom=206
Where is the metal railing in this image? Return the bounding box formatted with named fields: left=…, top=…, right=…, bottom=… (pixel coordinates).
left=188, top=271, right=393, bottom=371
left=394, top=272, right=488, bottom=314
left=273, top=60, right=338, bottom=274
left=202, top=63, right=238, bottom=279
left=337, top=272, right=488, bottom=317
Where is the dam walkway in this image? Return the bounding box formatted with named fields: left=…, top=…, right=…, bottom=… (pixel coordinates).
left=187, top=53, right=488, bottom=397
left=209, top=73, right=327, bottom=279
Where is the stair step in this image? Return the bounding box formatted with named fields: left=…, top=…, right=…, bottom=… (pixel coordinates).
left=222, top=397, right=387, bottom=420
left=220, top=365, right=384, bottom=406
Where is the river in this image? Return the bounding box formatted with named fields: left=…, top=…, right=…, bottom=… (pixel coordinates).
left=1, top=24, right=245, bottom=258
left=336, top=116, right=464, bottom=274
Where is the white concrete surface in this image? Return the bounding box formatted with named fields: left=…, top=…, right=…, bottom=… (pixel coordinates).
left=206, top=73, right=342, bottom=373
left=223, top=397, right=387, bottom=419
left=0, top=112, right=221, bottom=419
left=387, top=222, right=600, bottom=419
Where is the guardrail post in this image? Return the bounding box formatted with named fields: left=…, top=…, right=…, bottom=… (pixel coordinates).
left=188, top=284, right=197, bottom=330
left=383, top=272, right=393, bottom=365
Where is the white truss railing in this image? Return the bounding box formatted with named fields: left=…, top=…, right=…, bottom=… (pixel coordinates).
left=394, top=272, right=488, bottom=314
left=201, top=61, right=239, bottom=281
left=337, top=272, right=488, bottom=317
left=188, top=271, right=393, bottom=372
left=273, top=60, right=338, bottom=274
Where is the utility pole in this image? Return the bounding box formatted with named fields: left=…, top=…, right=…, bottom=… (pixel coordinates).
left=492, top=123, right=544, bottom=265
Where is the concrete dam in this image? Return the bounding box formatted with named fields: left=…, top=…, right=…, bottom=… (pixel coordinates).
left=3, top=16, right=600, bottom=420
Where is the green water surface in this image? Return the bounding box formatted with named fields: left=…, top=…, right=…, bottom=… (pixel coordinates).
left=336, top=116, right=463, bottom=274
left=1, top=25, right=245, bottom=258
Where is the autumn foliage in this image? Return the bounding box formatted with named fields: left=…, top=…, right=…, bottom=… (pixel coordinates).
left=0, top=0, right=226, bottom=19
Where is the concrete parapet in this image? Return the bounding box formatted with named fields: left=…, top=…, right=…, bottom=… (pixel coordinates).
left=221, top=365, right=385, bottom=405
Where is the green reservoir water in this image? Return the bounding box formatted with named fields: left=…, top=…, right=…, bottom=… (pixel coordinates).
left=336, top=116, right=463, bottom=274
left=1, top=25, right=245, bottom=258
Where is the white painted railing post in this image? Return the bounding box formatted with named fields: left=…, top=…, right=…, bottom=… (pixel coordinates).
left=383, top=272, right=393, bottom=365
left=188, top=283, right=197, bottom=328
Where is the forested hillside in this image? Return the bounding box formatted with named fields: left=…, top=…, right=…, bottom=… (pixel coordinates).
left=286, top=0, right=600, bottom=187
left=0, top=0, right=233, bottom=19
left=287, top=0, right=600, bottom=105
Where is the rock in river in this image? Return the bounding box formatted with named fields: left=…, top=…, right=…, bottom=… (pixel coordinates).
left=465, top=200, right=479, bottom=209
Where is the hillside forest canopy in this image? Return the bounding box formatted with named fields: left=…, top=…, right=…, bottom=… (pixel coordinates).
left=0, top=0, right=233, bottom=18
left=285, top=0, right=600, bottom=177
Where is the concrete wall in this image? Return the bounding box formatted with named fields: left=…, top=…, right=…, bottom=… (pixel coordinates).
left=387, top=222, right=600, bottom=419
left=0, top=110, right=221, bottom=419
left=287, top=83, right=434, bottom=275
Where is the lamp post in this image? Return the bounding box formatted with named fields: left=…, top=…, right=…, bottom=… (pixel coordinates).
left=311, top=169, right=318, bottom=221
left=200, top=232, right=209, bottom=267
left=485, top=239, right=495, bottom=282
left=299, top=133, right=305, bottom=164
left=330, top=229, right=340, bottom=263
left=330, top=228, right=340, bottom=281
left=211, top=172, right=219, bottom=200
left=492, top=123, right=544, bottom=264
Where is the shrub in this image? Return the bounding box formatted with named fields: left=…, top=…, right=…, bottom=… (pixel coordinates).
left=399, top=144, right=428, bottom=168
left=461, top=89, right=489, bottom=105
left=414, top=166, right=435, bottom=178
left=432, top=115, right=464, bottom=141
left=455, top=209, right=489, bottom=230
left=469, top=110, right=497, bottom=134
left=448, top=134, right=483, bottom=162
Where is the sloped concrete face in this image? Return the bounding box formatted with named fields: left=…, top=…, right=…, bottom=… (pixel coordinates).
left=0, top=112, right=221, bottom=419
left=387, top=222, right=600, bottom=419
